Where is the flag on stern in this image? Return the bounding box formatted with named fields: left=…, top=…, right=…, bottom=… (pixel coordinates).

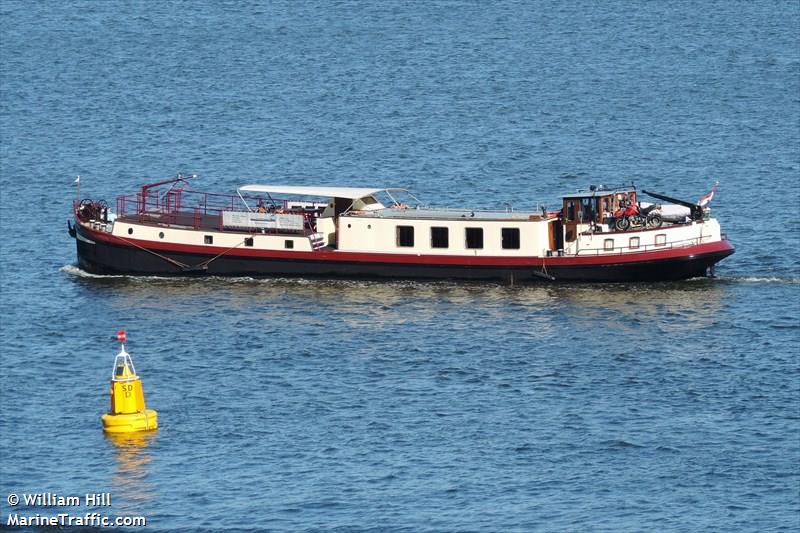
left=698, top=182, right=719, bottom=207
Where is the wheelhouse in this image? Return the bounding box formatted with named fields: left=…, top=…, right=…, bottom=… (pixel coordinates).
left=561, top=185, right=637, bottom=242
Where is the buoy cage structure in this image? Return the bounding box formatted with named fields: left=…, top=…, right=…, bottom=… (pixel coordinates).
left=101, top=331, right=158, bottom=433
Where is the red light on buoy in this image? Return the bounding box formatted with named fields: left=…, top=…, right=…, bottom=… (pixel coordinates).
left=116, top=330, right=127, bottom=343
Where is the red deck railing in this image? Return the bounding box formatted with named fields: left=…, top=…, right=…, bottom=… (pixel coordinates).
left=115, top=187, right=317, bottom=235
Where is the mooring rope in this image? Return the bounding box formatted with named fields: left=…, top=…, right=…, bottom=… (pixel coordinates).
left=115, top=234, right=192, bottom=271
left=115, top=231, right=247, bottom=272
left=194, top=240, right=247, bottom=269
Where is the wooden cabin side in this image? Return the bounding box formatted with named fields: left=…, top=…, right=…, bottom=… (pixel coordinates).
left=562, top=190, right=635, bottom=243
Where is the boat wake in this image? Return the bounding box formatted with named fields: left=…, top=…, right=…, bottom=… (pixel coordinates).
left=61, top=264, right=125, bottom=279
left=63, top=264, right=796, bottom=289
left=59, top=265, right=424, bottom=288
left=59, top=265, right=515, bottom=294
left=60, top=264, right=175, bottom=281
left=718, top=275, right=800, bottom=285
left=60, top=264, right=350, bottom=284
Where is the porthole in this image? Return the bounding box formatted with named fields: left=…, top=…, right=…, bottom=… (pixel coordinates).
left=158, top=232, right=164, bottom=239
left=367, top=224, right=371, bottom=229
left=128, top=228, right=133, bottom=235
left=347, top=224, right=351, bottom=228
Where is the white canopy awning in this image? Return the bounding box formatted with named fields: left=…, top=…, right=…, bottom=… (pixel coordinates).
left=238, top=185, right=402, bottom=199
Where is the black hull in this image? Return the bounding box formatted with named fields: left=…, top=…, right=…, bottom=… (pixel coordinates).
left=75, top=234, right=733, bottom=283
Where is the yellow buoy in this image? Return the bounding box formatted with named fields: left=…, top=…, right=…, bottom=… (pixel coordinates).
left=101, top=330, right=158, bottom=433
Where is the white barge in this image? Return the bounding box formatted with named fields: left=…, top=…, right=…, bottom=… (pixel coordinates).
left=69, top=175, right=734, bottom=282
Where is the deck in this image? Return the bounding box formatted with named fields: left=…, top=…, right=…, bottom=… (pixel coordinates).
left=347, top=207, right=548, bottom=221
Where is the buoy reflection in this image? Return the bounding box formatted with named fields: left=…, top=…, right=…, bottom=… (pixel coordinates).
left=105, top=431, right=157, bottom=511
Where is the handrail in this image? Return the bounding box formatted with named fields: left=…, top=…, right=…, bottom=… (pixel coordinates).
left=401, top=206, right=542, bottom=214
left=574, top=234, right=715, bottom=256
left=116, top=188, right=300, bottom=217
left=115, top=187, right=313, bottom=233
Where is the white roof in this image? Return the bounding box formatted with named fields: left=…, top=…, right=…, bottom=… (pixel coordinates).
left=239, top=185, right=398, bottom=199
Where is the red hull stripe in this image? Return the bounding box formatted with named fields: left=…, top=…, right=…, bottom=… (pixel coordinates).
left=80, top=224, right=734, bottom=267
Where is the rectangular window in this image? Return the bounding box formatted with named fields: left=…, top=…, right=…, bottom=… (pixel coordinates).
left=566, top=200, right=576, bottom=222
left=397, top=226, right=414, bottom=247
left=502, top=228, right=520, bottom=249
left=244, top=237, right=254, bottom=247
left=465, top=227, right=483, bottom=249
left=604, top=238, right=614, bottom=251
left=628, top=237, right=640, bottom=250
left=431, top=227, right=449, bottom=248
left=581, top=198, right=594, bottom=222
left=284, top=240, right=294, bottom=249
left=204, top=235, right=213, bottom=245
left=655, top=234, right=667, bottom=247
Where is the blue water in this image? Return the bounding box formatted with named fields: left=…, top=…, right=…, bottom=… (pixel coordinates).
left=1, top=1, right=799, bottom=531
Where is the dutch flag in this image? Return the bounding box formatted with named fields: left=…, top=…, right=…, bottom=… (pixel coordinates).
left=698, top=182, right=719, bottom=207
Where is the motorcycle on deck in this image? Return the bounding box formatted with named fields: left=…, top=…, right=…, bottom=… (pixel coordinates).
left=613, top=202, right=662, bottom=231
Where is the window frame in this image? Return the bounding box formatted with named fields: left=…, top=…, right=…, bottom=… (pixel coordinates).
left=465, top=227, right=484, bottom=249
left=431, top=226, right=449, bottom=249
left=566, top=200, right=576, bottom=222
left=501, top=227, right=521, bottom=250
left=396, top=225, right=415, bottom=247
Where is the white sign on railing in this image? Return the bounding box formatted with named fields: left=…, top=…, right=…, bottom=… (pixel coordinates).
left=222, top=211, right=304, bottom=231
